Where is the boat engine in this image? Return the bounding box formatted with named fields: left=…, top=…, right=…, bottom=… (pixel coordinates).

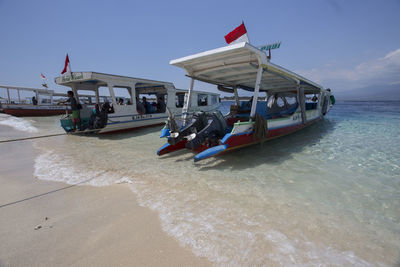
left=185, top=111, right=228, bottom=150
left=167, top=111, right=207, bottom=146
left=167, top=111, right=227, bottom=149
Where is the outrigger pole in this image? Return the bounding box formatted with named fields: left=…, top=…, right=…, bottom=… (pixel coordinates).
left=0, top=129, right=100, bottom=144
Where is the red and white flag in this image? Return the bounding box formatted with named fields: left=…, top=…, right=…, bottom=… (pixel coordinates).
left=41, top=73, right=46, bottom=80
left=224, top=22, right=249, bottom=45
left=61, top=54, right=71, bottom=75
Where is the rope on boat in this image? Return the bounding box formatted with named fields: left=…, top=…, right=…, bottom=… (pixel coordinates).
left=0, top=129, right=101, bottom=144
left=253, top=114, right=268, bottom=142
left=0, top=133, right=67, bottom=143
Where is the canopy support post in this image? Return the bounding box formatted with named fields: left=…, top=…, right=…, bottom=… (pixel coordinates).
left=7, top=88, right=10, bottom=103
left=297, top=85, right=306, bottom=124
left=95, top=85, right=100, bottom=104
left=317, top=90, right=322, bottom=112
left=107, top=83, right=116, bottom=107
left=17, top=89, right=21, bottom=103
left=129, top=82, right=137, bottom=109
left=182, top=78, right=194, bottom=126
left=233, top=85, right=240, bottom=106
left=164, top=84, right=176, bottom=110
left=250, top=66, right=263, bottom=118
left=35, top=90, right=39, bottom=105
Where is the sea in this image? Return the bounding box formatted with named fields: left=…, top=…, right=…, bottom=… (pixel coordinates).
left=0, top=101, right=399, bottom=266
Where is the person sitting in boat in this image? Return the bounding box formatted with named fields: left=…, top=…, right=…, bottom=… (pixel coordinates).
left=32, top=96, right=38, bottom=105
left=327, top=88, right=336, bottom=105
left=142, top=96, right=153, bottom=113
left=88, top=104, right=100, bottom=129
left=59, top=91, right=81, bottom=131
left=156, top=96, right=166, bottom=113
left=312, top=95, right=318, bottom=102
left=240, top=96, right=253, bottom=111
left=202, top=97, right=208, bottom=106
left=88, top=103, right=109, bottom=130
left=136, top=97, right=145, bottom=114
left=267, top=94, right=281, bottom=116
left=118, top=98, right=124, bottom=105
left=105, top=101, right=114, bottom=113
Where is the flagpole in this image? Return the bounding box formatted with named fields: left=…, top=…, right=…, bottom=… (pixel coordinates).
left=68, top=54, right=72, bottom=76
left=242, top=20, right=250, bottom=44
left=41, top=73, right=48, bottom=88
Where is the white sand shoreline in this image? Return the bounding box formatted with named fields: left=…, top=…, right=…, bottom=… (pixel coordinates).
left=0, top=140, right=210, bottom=266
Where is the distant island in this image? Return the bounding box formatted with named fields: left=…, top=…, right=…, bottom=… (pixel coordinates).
left=221, top=96, right=253, bottom=101
left=334, top=84, right=400, bottom=101
left=220, top=84, right=400, bottom=101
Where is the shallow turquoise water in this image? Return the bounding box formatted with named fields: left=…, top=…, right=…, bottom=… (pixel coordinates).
left=1, top=101, right=399, bottom=266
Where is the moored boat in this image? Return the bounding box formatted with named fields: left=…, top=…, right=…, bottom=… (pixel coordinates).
left=54, top=72, right=220, bottom=134
left=157, top=42, right=334, bottom=161
left=0, top=85, right=70, bottom=116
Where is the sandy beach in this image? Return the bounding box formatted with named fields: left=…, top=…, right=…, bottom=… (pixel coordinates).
left=0, top=140, right=210, bottom=267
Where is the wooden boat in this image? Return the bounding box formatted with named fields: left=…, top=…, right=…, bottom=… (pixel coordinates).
left=0, top=85, right=70, bottom=116
left=157, top=42, right=334, bottom=161
left=54, top=72, right=220, bottom=134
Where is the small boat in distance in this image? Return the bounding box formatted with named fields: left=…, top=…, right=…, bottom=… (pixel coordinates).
left=54, top=72, right=220, bottom=134
left=157, top=42, right=334, bottom=161
left=0, top=85, right=69, bottom=116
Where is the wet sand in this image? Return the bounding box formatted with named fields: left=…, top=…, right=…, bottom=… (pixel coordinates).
left=0, top=140, right=210, bottom=266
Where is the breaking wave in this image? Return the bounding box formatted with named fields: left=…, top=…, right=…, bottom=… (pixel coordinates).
left=0, top=114, right=39, bottom=133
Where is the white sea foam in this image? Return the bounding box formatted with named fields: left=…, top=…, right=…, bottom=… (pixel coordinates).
left=0, top=114, right=39, bottom=133
left=32, top=142, right=393, bottom=266
left=128, top=179, right=376, bottom=266
left=34, top=150, right=126, bottom=187
left=32, top=146, right=391, bottom=266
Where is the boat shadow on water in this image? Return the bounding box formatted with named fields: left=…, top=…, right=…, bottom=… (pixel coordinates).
left=196, top=118, right=337, bottom=171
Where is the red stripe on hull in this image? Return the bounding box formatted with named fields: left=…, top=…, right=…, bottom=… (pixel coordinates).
left=2, top=108, right=69, bottom=117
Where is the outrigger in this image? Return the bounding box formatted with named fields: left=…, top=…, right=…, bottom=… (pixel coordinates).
left=55, top=72, right=220, bottom=134
left=157, top=42, right=334, bottom=161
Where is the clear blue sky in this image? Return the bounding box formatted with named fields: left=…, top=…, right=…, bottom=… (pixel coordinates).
left=1, top=0, right=399, bottom=95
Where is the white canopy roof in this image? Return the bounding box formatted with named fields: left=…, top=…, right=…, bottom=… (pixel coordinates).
left=0, top=85, right=55, bottom=94
left=55, top=72, right=175, bottom=93
left=170, top=42, right=323, bottom=94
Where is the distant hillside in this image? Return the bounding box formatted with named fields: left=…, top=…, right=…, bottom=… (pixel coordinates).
left=335, top=84, right=400, bottom=101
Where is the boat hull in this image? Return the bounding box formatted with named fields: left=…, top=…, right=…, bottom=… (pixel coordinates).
left=60, top=106, right=220, bottom=134
left=1, top=105, right=70, bottom=117
left=193, top=117, right=321, bottom=162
